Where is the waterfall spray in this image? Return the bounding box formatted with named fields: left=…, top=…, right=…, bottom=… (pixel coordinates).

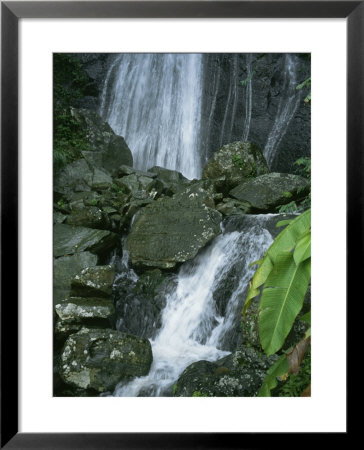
left=99, top=54, right=203, bottom=180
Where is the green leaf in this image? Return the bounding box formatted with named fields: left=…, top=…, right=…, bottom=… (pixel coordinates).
left=249, top=257, right=263, bottom=268
left=258, top=354, right=289, bottom=396
left=300, top=311, right=311, bottom=325
left=294, top=232, right=311, bottom=264
left=259, top=253, right=311, bottom=355
left=304, top=93, right=311, bottom=103
left=276, top=219, right=293, bottom=228
left=244, top=210, right=311, bottom=309
left=296, top=77, right=311, bottom=91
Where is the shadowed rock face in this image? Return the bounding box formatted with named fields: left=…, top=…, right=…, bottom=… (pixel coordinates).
left=58, top=328, right=153, bottom=393
left=126, top=187, right=222, bottom=270
left=53, top=252, right=98, bottom=306
left=54, top=223, right=119, bottom=258
left=229, top=172, right=310, bottom=212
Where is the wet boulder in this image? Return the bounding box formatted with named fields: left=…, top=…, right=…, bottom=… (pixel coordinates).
left=55, top=297, right=115, bottom=324
left=148, top=166, right=188, bottom=184
left=69, top=108, right=133, bottom=173
left=58, top=328, right=153, bottom=393
left=65, top=206, right=109, bottom=230
left=229, top=172, right=310, bottom=212
left=53, top=252, right=98, bottom=305
left=126, top=188, right=222, bottom=270
left=114, top=269, right=177, bottom=339
left=216, top=198, right=252, bottom=216
left=117, top=165, right=157, bottom=179
left=54, top=224, right=119, bottom=258
left=148, top=166, right=190, bottom=196
left=174, top=346, right=278, bottom=397
left=70, top=265, right=115, bottom=298
left=202, top=141, right=269, bottom=193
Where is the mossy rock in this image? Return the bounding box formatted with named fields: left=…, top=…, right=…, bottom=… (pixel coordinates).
left=229, top=172, right=310, bottom=213
left=58, top=328, right=153, bottom=393
left=126, top=188, right=222, bottom=270
left=202, top=141, right=269, bottom=193
left=70, top=265, right=115, bottom=298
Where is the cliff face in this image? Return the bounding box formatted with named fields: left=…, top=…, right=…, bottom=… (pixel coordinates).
left=202, top=53, right=311, bottom=173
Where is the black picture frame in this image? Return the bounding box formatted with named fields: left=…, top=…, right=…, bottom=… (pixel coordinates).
left=1, top=1, right=356, bottom=448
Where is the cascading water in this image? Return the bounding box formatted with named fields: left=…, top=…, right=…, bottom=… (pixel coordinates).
left=242, top=54, right=253, bottom=141
left=113, top=215, right=274, bottom=397
left=99, top=54, right=203, bottom=180
left=264, top=54, right=301, bottom=167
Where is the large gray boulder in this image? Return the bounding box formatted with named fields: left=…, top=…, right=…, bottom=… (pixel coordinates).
left=174, top=346, right=278, bottom=397
left=126, top=187, right=222, bottom=270
left=58, top=328, right=153, bottom=392
left=229, top=172, right=310, bottom=212
left=53, top=252, right=98, bottom=305
left=54, top=224, right=119, bottom=258
left=202, top=141, right=269, bottom=193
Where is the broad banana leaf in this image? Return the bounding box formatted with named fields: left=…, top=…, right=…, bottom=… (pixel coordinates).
left=294, top=232, right=311, bottom=264
left=244, top=209, right=311, bottom=313
left=258, top=253, right=311, bottom=355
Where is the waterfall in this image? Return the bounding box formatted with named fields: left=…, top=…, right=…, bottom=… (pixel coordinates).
left=264, top=54, right=301, bottom=167
left=219, top=55, right=239, bottom=147
left=99, top=54, right=203, bottom=180
left=113, top=215, right=274, bottom=397
left=242, top=54, right=253, bottom=141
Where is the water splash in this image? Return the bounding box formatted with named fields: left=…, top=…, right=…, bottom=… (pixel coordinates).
left=99, top=54, right=203, bottom=180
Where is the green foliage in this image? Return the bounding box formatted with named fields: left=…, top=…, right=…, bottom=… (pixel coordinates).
left=110, top=183, right=128, bottom=194
left=276, top=157, right=311, bottom=213
left=294, top=157, right=311, bottom=179
left=53, top=54, right=93, bottom=173
left=172, top=383, right=178, bottom=396
left=258, top=354, right=289, bottom=396
left=232, top=154, right=246, bottom=169
left=277, top=201, right=299, bottom=214
left=240, top=70, right=255, bottom=87
left=296, top=77, right=311, bottom=104
left=192, top=391, right=208, bottom=397
left=277, top=347, right=311, bottom=397
left=243, top=209, right=311, bottom=355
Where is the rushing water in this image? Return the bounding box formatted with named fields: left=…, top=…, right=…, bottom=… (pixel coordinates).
left=100, top=54, right=203, bottom=180
left=242, top=54, right=253, bottom=142
left=113, top=215, right=274, bottom=397
left=264, top=54, right=301, bottom=167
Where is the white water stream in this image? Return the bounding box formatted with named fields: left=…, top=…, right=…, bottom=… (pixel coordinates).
left=100, top=54, right=203, bottom=180
left=264, top=54, right=301, bottom=167
left=113, top=216, right=274, bottom=397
